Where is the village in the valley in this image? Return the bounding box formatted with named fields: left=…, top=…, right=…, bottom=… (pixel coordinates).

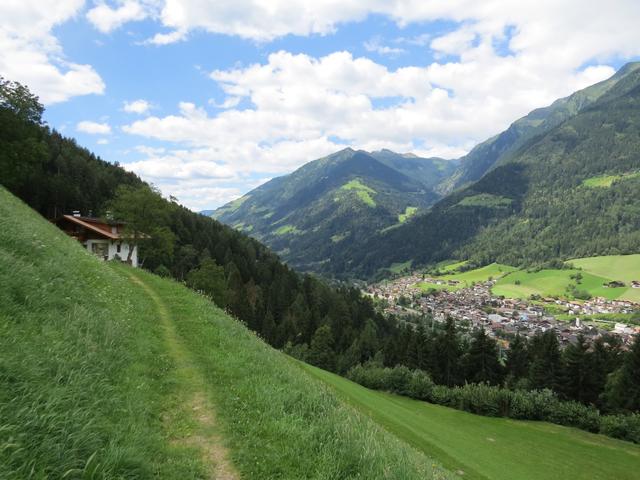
left=366, top=272, right=640, bottom=348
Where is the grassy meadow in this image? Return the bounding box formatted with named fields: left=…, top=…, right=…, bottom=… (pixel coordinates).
left=0, top=186, right=453, bottom=479
left=417, top=263, right=516, bottom=291
left=493, top=255, right=640, bottom=301
left=303, top=364, right=640, bottom=480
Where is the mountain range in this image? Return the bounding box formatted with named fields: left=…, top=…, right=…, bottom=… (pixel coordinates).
left=213, top=62, right=640, bottom=279
left=213, top=149, right=457, bottom=272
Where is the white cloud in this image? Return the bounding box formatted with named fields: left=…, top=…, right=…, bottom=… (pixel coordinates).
left=364, top=37, right=405, bottom=56
left=112, top=1, right=640, bottom=209
left=97, top=138, right=110, bottom=144
left=123, top=99, right=151, bottom=114
left=87, top=1, right=149, bottom=33
left=0, top=1, right=105, bottom=105
left=77, top=120, right=112, bottom=134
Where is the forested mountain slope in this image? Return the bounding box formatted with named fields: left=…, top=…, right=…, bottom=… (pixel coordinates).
left=0, top=76, right=428, bottom=386
left=327, top=62, right=640, bottom=279
left=438, top=61, right=640, bottom=194
left=213, top=148, right=456, bottom=272
left=0, top=186, right=452, bottom=479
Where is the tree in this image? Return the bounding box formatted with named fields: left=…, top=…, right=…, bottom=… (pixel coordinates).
left=432, top=317, right=461, bottom=387
left=562, top=335, right=596, bottom=403
left=308, top=325, right=336, bottom=371
left=186, top=259, right=228, bottom=307
left=106, top=184, right=175, bottom=265
left=528, top=330, right=562, bottom=391
left=0, top=77, right=44, bottom=124
left=463, top=328, right=503, bottom=385
left=604, top=334, right=640, bottom=412
left=505, top=334, right=529, bottom=385
left=0, top=77, right=48, bottom=193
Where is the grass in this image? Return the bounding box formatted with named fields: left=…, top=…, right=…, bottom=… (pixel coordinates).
left=417, top=263, right=516, bottom=291
left=0, top=187, right=205, bottom=479
left=274, top=224, right=302, bottom=235
left=302, top=364, right=640, bottom=480
left=437, top=260, right=469, bottom=273
left=399, top=206, right=418, bottom=223
left=340, top=179, right=377, bottom=207
left=455, top=193, right=513, bottom=208
left=582, top=172, right=640, bottom=188
left=0, top=186, right=452, bottom=480
left=331, top=232, right=349, bottom=243
left=387, top=260, right=413, bottom=274
left=493, top=255, right=640, bottom=302
left=214, top=194, right=250, bottom=217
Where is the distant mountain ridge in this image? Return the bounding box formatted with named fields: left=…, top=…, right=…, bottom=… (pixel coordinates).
left=213, top=61, right=640, bottom=279
left=438, top=62, right=640, bottom=194
left=213, top=148, right=458, bottom=272
left=329, top=61, right=640, bottom=278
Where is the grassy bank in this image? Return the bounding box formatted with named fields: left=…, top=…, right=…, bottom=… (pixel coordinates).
left=0, top=186, right=453, bottom=479
left=493, top=255, right=640, bottom=302
left=303, top=364, right=640, bottom=480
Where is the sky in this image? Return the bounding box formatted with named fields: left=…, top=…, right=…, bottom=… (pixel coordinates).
left=2, top=1, right=640, bottom=211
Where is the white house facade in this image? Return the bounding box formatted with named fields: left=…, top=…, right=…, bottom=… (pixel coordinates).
left=55, top=214, right=139, bottom=267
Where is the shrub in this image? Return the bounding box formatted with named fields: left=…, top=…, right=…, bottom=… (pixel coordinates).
left=599, top=414, right=640, bottom=443
left=346, top=363, right=640, bottom=444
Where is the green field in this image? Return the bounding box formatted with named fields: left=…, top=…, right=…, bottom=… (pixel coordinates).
left=387, top=260, right=413, bottom=274
left=417, top=263, right=516, bottom=291
left=303, top=364, right=640, bottom=480
left=493, top=255, right=640, bottom=302
left=274, top=224, right=302, bottom=235
left=0, top=187, right=452, bottom=480
left=399, top=206, right=418, bottom=223
left=340, top=179, right=377, bottom=207
left=582, top=172, right=640, bottom=188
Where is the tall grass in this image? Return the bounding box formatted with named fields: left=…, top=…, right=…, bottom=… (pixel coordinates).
left=0, top=186, right=454, bottom=479
left=0, top=187, right=205, bottom=479
left=123, top=267, right=455, bottom=480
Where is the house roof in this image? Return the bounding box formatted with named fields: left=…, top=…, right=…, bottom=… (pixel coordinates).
left=60, top=214, right=120, bottom=239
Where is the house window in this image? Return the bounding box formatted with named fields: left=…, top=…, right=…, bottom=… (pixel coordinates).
left=117, top=243, right=121, bottom=253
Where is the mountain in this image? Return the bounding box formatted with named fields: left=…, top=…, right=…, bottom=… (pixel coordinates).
left=438, top=62, right=640, bottom=194
left=332, top=61, right=640, bottom=279
left=213, top=148, right=457, bottom=272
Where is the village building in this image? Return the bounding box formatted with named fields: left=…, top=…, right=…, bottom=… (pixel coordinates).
left=55, top=213, right=139, bottom=267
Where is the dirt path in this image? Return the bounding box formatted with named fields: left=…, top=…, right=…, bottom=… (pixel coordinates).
left=129, top=273, right=239, bottom=480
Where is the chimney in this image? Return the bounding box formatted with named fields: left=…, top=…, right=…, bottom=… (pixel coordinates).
left=72, top=210, right=81, bottom=217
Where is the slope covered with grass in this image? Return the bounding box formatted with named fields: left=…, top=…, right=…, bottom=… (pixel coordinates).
left=493, top=255, right=640, bottom=302
left=303, top=364, right=640, bottom=480
left=0, top=186, right=453, bottom=479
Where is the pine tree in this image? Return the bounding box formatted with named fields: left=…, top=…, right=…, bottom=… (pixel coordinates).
left=463, top=328, right=503, bottom=385
left=505, top=333, right=529, bottom=384
left=605, top=334, right=640, bottom=412
left=308, top=325, right=336, bottom=371
left=562, top=335, right=596, bottom=403
left=433, top=317, right=461, bottom=387
left=528, top=330, right=562, bottom=391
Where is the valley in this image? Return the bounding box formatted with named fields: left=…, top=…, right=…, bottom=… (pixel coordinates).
left=3, top=16, right=640, bottom=479
left=368, top=256, right=640, bottom=349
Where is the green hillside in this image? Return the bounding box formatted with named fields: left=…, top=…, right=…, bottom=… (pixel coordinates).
left=417, top=263, right=516, bottom=291
left=493, top=255, right=640, bottom=302
left=213, top=148, right=455, bottom=273
left=439, top=62, right=640, bottom=194
left=0, top=186, right=453, bottom=479
left=328, top=62, right=640, bottom=279
left=303, top=364, right=640, bottom=480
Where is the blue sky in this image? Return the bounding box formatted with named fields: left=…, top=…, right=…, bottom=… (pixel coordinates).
left=2, top=1, right=640, bottom=210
